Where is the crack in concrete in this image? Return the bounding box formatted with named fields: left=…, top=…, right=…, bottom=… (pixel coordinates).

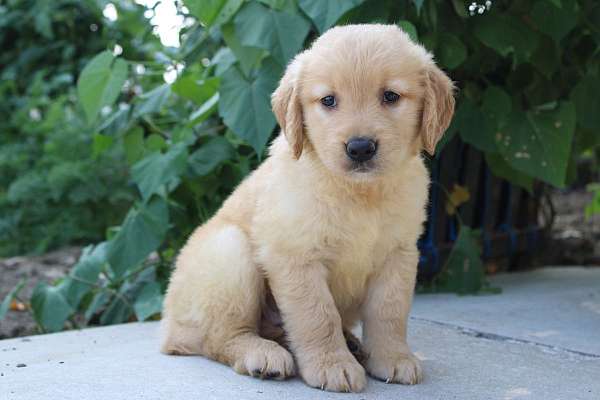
left=410, top=316, right=600, bottom=360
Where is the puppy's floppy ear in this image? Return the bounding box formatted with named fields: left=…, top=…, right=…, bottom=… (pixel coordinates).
left=420, top=64, right=455, bottom=155
left=271, top=53, right=305, bottom=159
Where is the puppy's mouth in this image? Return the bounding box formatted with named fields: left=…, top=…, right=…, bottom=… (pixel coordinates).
left=348, top=160, right=377, bottom=173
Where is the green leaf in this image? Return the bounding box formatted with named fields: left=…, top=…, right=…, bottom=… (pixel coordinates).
left=77, top=51, right=128, bottom=123
left=436, top=33, right=467, bottom=70
left=531, top=0, right=576, bottom=42
left=398, top=20, right=418, bottom=42
left=0, top=279, right=26, bottom=321
left=131, top=143, right=188, bottom=201
left=212, top=48, right=237, bottom=76
left=134, top=84, right=171, bottom=118
left=412, top=0, right=425, bottom=14
left=124, top=127, right=145, bottom=165
left=31, top=283, right=74, bottom=332
left=572, top=75, right=600, bottom=132
left=531, top=37, right=559, bottom=79
left=133, top=282, right=163, bottom=321
left=189, top=136, right=235, bottom=176
left=451, top=0, right=468, bottom=18
left=257, top=0, right=297, bottom=11
left=481, top=86, right=512, bottom=131
left=298, top=0, right=365, bottom=32
left=172, top=75, right=219, bottom=105
left=58, top=243, right=108, bottom=309
left=84, top=291, right=110, bottom=323
left=485, top=152, right=533, bottom=193
left=474, top=15, right=538, bottom=64
left=454, top=99, right=497, bottom=153
left=435, top=124, right=457, bottom=154
left=221, top=23, right=264, bottom=76
left=99, top=296, right=131, bottom=325
left=92, top=134, right=114, bottom=158
left=106, top=196, right=170, bottom=278
left=496, top=102, right=576, bottom=187
left=145, top=134, right=167, bottom=152
left=218, top=60, right=281, bottom=154
left=435, top=226, right=485, bottom=294
left=189, top=93, right=219, bottom=125
left=234, top=1, right=311, bottom=66
left=184, top=0, right=244, bottom=27
left=585, top=185, right=600, bottom=219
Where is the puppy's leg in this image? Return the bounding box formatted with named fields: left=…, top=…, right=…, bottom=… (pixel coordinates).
left=268, top=263, right=366, bottom=392
left=161, top=224, right=295, bottom=380
left=362, top=247, right=423, bottom=385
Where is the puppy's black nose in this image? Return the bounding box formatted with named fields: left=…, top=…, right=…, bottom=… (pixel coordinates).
left=346, top=137, right=377, bottom=162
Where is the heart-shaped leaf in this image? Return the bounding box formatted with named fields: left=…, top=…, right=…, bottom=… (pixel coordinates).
left=218, top=60, right=281, bottom=154
left=298, top=0, right=365, bottom=32
left=234, top=1, right=310, bottom=66
left=77, top=51, right=127, bottom=123
left=496, top=102, right=575, bottom=187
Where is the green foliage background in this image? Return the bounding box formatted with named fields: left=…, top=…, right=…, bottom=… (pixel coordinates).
left=1, top=0, right=599, bottom=330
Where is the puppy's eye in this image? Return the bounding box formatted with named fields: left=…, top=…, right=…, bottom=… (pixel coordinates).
left=321, top=95, right=336, bottom=108
left=383, top=90, right=400, bottom=104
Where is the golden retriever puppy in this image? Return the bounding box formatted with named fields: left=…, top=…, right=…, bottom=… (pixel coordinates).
left=161, top=24, right=454, bottom=393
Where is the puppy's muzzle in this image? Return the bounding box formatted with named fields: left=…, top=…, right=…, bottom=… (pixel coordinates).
left=345, top=137, right=377, bottom=162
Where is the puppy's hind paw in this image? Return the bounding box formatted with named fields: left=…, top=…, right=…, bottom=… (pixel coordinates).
left=233, top=340, right=295, bottom=380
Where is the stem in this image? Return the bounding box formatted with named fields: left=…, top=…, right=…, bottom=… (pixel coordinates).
left=141, top=117, right=169, bottom=137
left=113, top=260, right=158, bottom=285
left=68, top=274, right=135, bottom=313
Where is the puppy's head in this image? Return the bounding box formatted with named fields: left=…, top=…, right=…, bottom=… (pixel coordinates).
left=272, top=24, right=455, bottom=180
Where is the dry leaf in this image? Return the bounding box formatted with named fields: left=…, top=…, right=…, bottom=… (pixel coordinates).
left=445, top=184, right=470, bottom=215
left=10, top=300, right=27, bottom=312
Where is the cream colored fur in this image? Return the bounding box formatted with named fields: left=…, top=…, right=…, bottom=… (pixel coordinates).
left=161, top=24, right=455, bottom=393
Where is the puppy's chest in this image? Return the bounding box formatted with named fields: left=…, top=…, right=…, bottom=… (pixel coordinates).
left=320, top=203, right=404, bottom=284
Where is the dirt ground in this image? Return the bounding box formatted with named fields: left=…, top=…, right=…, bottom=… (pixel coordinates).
left=0, top=190, right=598, bottom=340
left=0, top=247, right=81, bottom=339
left=547, top=189, right=600, bottom=265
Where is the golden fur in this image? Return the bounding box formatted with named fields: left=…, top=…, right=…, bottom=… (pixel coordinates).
left=161, top=24, right=455, bottom=393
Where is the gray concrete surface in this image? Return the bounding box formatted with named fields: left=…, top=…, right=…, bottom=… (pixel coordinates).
left=412, top=267, right=600, bottom=356
left=1, top=267, right=599, bottom=400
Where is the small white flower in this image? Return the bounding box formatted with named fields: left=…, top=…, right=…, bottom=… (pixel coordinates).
left=29, top=108, right=41, bottom=121
left=103, top=3, right=118, bottom=22
left=468, top=1, right=492, bottom=16
left=113, top=44, right=123, bottom=56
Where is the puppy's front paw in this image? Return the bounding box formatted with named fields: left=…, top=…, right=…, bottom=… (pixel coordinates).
left=300, top=350, right=367, bottom=392
left=366, top=351, right=422, bottom=385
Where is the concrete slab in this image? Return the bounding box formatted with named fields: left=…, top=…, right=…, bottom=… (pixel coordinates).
left=1, top=267, right=599, bottom=400
left=1, top=320, right=598, bottom=400
left=412, top=267, right=600, bottom=356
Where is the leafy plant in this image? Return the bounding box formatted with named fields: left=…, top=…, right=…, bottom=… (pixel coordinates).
left=585, top=183, right=600, bottom=219
left=1, top=0, right=599, bottom=331
left=0, top=0, right=160, bottom=256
